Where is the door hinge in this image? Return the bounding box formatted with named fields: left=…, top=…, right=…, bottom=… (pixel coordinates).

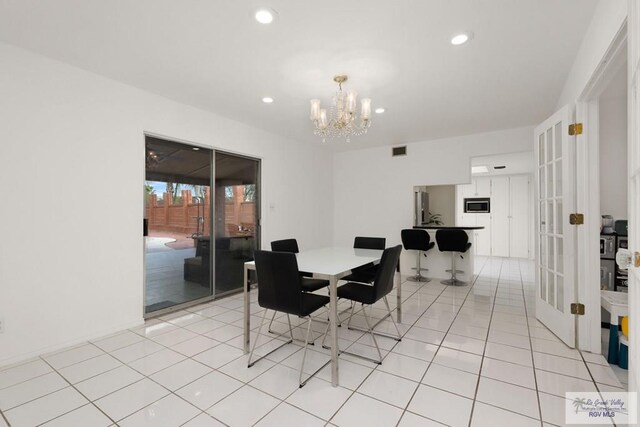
left=569, top=213, right=584, bottom=225
left=568, top=123, right=583, bottom=136
left=635, top=251, right=640, bottom=268
left=570, top=303, right=585, bottom=315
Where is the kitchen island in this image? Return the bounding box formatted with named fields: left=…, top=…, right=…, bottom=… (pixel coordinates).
left=411, top=225, right=484, bottom=284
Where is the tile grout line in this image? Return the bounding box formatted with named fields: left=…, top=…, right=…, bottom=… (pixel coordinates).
left=517, top=257, right=545, bottom=427
left=466, top=256, right=505, bottom=426
left=34, top=355, right=119, bottom=427
left=394, top=255, right=490, bottom=427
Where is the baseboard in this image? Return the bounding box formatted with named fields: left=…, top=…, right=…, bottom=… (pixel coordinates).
left=0, top=317, right=144, bottom=369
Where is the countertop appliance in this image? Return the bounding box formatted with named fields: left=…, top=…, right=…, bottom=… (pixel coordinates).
left=600, top=233, right=616, bottom=291
left=601, top=215, right=614, bottom=234
left=616, top=235, right=629, bottom=292
left=414, top=186, right=429, bottom=226
left=464, top=198, right=490, bottom=213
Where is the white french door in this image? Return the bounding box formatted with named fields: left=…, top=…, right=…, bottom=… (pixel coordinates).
left=628, top=0, right=640, bottom=392
left=535, top=105, right=577, bottom=347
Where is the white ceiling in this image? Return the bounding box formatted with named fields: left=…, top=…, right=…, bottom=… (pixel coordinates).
left=0, top=0, right=598, bottom=151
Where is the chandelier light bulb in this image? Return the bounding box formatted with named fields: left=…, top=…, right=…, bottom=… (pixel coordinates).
left=308, top=75, right=372, bottom=142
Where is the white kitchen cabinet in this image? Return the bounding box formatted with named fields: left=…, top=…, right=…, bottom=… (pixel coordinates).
left=491, top=176, right=511, bottom=257
left=475, top=213, right=492, bottom=256
left=456, top=174, right=531, bottom=258
left=509, top=175, right=530, bottom=258
left=475, top=177, right=491, bottom=197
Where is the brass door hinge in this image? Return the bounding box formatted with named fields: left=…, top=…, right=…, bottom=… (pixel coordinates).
left=570, top=303, right=585, bottom=315
left=635, top=252, right=640, bottom=268
left=569, top=213, right=584, bottom=225
left=569, top=123, right=583, bottom=136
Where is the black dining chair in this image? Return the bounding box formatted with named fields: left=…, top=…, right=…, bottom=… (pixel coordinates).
left=267, top=239, right=329, bottom=334
left=248, top=250, right=331, bottom=387
left=270, top=238, right=300, bottom=253
left=328, top=245, right=403, bottom=364
left=340, top=236, right=386, bottom=284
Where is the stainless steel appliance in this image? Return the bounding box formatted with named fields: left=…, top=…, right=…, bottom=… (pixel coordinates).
left=600, top=233, right=616, bottom=291
left=601, top=215, right=614, bottom=234
left=414, top=186, right=429, bottom=226
left=464, top=198, right=490, bottom=213
left=600, top=259, right=616, bottom=291
left=600, top=234, right=616, bottom=258
left=616, top=235, right=628, bottom=292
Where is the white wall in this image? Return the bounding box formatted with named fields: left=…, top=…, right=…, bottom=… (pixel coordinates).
left=556, top=0, right=627, bottom=107
left=424, top=185, right=455, bottom=226
left=599, top=87, right=628, bottom=220
left=333, top=127, right=533, bottom=274
left=0, top=43, right=334, bottom=365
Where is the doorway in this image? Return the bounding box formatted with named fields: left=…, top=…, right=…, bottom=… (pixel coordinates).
left=143, top=136, right=260, bottom=315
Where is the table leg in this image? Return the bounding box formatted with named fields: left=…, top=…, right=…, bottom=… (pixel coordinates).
left=607, top=318, right=619, bottom=364
left=244, top=265, right=250, bottom=354
left=329, top=275, right=339, bottom=387
left=396, top=271, right=402, bottom=324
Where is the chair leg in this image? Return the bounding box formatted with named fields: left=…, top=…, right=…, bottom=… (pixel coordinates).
left=300, top=316, right=331, bottom=388
left=267, top=310, right=277, bottom=333
left=383, top=296, right=402, bottom=341
left=346, top=303, right=356, bottom=329
left=361, top=304, right=382, bottom=364
left=248, top=308, right=268, bottom=367
left=248, top=309, right=292, bottom=368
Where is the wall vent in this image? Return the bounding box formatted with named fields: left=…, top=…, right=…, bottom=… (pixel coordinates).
left=392, top=146, right=407, bottom=157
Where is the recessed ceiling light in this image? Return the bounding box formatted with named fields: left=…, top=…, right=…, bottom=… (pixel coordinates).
left=255, top=8, right=276, bottom=24
left=375, top=108, right=385, bottom=114
left=471, top=165, right=489, bottom=174
left=451, top=33, right=471, bottom=46
left=192, top=147, right=200, bottom=151
left=262, top=97, right=274, bottom=103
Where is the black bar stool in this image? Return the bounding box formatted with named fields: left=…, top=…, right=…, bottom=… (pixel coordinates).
left=435, top=229, right=472, bottom=286
left=401, top=229, right=435, bottom=282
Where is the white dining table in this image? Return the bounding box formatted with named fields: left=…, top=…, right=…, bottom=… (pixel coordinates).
left=243, top=247, right=401, bottom=387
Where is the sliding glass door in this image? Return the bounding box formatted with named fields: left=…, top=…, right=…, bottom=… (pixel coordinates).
left=213, top=152, right=260, bottom=296
left=144, top=136, right=260, bottom=315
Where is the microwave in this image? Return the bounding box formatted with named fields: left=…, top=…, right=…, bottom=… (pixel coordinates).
left=464, top=198, right=490, bottom=213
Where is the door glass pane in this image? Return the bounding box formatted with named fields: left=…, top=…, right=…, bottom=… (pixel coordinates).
left=540, top=268, right=547, bottom=300
left=555, top=160, right=563, bottom=197
left=554, top=122, right=563, bottom=159
left=539, top=167, right=546, bottom=199
left=548, top=236, right=555, bottom=271
left=539, top=134, right=545, bottom=166
left=556, top=200, right=563, bottom=235
left=214, top=152, right=260, bottom=296
left=540, top=236, right=547, bottom=267
left=144, top=137, right=213, bottom=314
left=548, top=271, right=555, bottom=307
left=557, top=237, right=564, bottom=274
left=547, top=202, right=554, bottom=234
left=556, top=275, right=564, bottom=312
left=546, top=128, right=553, bottom=163
left=546, top=162, right=554, bottom=200
left=539, top=202, right=546, bottom=234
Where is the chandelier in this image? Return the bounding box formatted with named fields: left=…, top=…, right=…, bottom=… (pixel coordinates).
left=309, top=75, right=372, bottom=143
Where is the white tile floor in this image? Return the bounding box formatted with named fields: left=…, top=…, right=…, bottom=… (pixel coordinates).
left=0, top=257, right=627, bottom=426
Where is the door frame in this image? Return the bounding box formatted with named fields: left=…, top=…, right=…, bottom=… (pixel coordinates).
left=142, top=131, right=262, bottom=319
left=574, top=21, right=627, bottom=352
